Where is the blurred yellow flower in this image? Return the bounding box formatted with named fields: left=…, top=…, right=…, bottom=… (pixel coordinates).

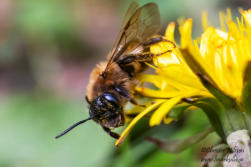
left=115, top=9, right=251, bottom=146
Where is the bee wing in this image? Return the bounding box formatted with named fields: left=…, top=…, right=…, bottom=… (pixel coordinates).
left=121, top=2, right=139, bottom=28
left=104, top=2, right=161, bottom=72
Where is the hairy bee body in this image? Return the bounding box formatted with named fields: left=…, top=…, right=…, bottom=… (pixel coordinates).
left=87, top=53, right=149, bottom=129
left=87, top=62, right=131, bottom=104
left=55, top=2, right=174, bottom=140
left=87, top=62, right=129, bottom=128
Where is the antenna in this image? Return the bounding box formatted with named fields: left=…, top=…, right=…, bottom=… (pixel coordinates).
left=55, top=116, right=93, bottom=139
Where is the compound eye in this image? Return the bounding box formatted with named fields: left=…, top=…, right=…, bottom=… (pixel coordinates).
left=103, top=93, right=118, bottom=104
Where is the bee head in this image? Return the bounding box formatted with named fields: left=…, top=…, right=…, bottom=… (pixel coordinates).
left=55, top=93, right=124, bottom=139
left=89, top=93, right=124, bottom=128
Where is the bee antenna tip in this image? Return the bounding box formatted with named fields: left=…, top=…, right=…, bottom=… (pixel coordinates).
left=55, top=116, right=93, bottom=139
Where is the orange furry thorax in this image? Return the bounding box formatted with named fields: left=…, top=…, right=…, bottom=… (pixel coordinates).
left=87, top=61, right=131, bottom=103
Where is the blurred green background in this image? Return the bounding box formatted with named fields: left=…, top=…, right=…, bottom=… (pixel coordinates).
left=0, top=0, right=250, bottom=167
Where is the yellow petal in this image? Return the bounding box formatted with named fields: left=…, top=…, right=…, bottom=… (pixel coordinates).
left=202, top=11, right=209, bottom=31
left=219, top=11, right=226, bottom=31
left=153, top=52, right=180, bottom=67
left=135, top=87, right=182, bottom=98
left=149, top=97, right=182, bottom=126
left=115, top=100, right=165, bottom=146
left=157, top=65, right=206, bottom=91
left=179, top=19, right=193, bottom=49
left=241, top=9, right=251, bottom=26
left=165, top=22, right=176, bottom=42
left=163, top=117, right=173, bottom=124
left=226, top=8, right=232, bottom=22
left=138, top=74, right=166, bottom=89
left=150, top=38, right=176, bottom=56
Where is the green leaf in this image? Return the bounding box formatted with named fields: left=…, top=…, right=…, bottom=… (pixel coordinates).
left=146, top=128, right=214, bottom=153
left=167, top=103, right=190, bottom=121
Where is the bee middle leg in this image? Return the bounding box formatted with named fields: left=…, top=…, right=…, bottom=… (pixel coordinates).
left=102, top=126, right=120, bottom=139
left=118, top=50, right=172, bottom=77
left=120, top=50, right=172, bottom=64
left=143, top=35, right=176, bottom=48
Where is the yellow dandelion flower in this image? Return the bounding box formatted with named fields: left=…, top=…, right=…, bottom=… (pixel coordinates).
left=115, top=9, right=251, bottom=146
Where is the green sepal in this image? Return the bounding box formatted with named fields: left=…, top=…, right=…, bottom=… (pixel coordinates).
left=180, top=48, right=243, bottom=115
left=227, top=108, right=247, bottom=132
left=195, top=73, right=247, bottom=133
left=167, top=103, right=190, bottom=121
left=242, top=62, right=251, bottom=115
left=243, top=61, right=251, bottom=84
left=196, top=73, right=236, bottom=109
left=147, top=128, right=213, bottom=153
left=180, top=49, right=215, bottom=83
left=243, top=112, right=251, bottom=131
left=242, top=62, right=251, bottom=130
left=194, top=97, right=247, bottom=138
left=242, top=82, right=251, bottom=115
left=193, top=98, right=228, bottom=139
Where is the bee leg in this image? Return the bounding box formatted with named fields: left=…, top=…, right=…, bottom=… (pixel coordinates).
left=85, top=96, right=91, bottom=104
left=118, top=36, right=175, bottom=64
left=114, top=86, right=131, bottom=99
left=129, top=98, right=146, bottom=107
left=102, top=126, right=120, bottom=139
left=125, top=50, right=172, bottom=63
left=143, top=36, right=176, bottom=48
left=118, top=51, right=172, bottom=77
left=113, top=86, right=145, bottom=107
left=119, top=51, right=169, bottom=66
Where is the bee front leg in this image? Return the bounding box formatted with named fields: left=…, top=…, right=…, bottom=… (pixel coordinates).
left=102, top=126, right=120, bottom=139
left=118, top=51, right=173, bottom=78
left=85, top=96, right=91, bottom=104
left=129, top=98, right=146, bottom=107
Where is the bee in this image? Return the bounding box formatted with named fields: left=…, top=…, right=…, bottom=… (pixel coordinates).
left=56, top=2, right=175, bottom=139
